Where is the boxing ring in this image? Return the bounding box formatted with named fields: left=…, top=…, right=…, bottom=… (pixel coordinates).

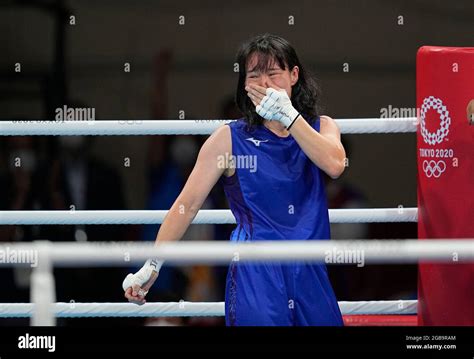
left=1, top=115, right=473, bottom=326
left=0, top=239, right=472, bottom=326
left=4, top=43, right=474, bottom=326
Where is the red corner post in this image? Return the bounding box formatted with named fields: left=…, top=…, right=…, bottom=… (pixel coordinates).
left=416, top=46, right=474, bottom=325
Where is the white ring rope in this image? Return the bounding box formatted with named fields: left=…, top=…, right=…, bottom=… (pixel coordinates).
left=0, top=118, right=417, bottom=136
left=1, top=240, right=472, bottom=266
left=0, top=300, right=417, bottom=318
left=0, top=207, right=418, bottom=225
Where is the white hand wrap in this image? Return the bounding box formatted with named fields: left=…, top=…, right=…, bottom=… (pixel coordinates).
left=256, top=88, right=300, bottom=128
left=122, top=259, right=163, bottom=295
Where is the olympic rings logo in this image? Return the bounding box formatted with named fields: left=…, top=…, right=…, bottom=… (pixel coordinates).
left=420, top=96, right=451, bottom=146
left=422, top=160, right=446, bottom=178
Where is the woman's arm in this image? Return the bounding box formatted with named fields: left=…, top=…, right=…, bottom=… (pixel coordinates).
left=154, top=125, right=231, bottom=244
left=289, top=115, right=346, bottom=179
left=123, top=124, right=231, bottom=304
left=246, top=83, right=346, bottom=179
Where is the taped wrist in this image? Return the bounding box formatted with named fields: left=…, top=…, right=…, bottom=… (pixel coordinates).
left=138, top=259, right=163, bottom=281
left=286, top=112, right=300, bottom=130
left=147, top=258, right=163, bottom=273
left=122, top=258, right=163, bottom=291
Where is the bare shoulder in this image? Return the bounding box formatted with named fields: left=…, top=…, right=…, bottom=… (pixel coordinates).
left=202, top=124, right=233, bottom=176
left=199, top=123, right=231, bottom=157
left=212, top=122, right=231, bottom=139
left=210, top=123, right=231, bottom=148
left=319, top=115, right=340, bottom=135
left=319, top=115, right=337, bottom=128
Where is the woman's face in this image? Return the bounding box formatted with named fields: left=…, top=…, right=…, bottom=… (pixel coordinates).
left=245, top=53, right=299, bottom=97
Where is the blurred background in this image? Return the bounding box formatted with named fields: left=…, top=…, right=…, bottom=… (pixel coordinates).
left=0, top=0, right=473, bottom=326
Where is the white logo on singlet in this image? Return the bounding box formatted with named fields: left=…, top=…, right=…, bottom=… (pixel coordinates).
left=245, top=137, right=268, bottom=147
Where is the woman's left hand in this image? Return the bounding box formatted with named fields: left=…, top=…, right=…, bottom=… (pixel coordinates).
left=246, top=84, right=299, bottom=128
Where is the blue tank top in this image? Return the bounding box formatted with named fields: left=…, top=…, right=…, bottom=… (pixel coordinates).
left=220, top=116, right=331, bottom=242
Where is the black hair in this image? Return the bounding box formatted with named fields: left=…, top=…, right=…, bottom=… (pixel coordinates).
left=235, top=33, right=322, bottom=127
